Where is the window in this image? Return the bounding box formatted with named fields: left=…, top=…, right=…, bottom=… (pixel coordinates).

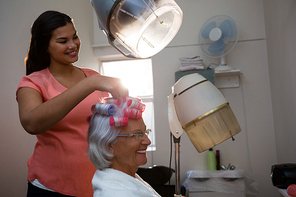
left=100, top=58, right=156, bottom=151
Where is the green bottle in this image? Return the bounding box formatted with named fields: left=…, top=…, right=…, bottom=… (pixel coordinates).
left=207, top=148, right=216, bottom=170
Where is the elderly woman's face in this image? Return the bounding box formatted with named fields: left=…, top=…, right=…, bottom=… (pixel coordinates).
left=109, top=118, right=151, bottom=176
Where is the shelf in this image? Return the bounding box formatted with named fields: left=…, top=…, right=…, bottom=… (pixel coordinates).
left=174, top=69, right=241, bottom=89
left=215, top=69, right=241, bottom=76
left=214, top=69, right=241, bottom=89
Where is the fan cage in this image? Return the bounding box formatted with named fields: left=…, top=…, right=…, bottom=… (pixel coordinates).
left=198, top=15, right=239, bottom=58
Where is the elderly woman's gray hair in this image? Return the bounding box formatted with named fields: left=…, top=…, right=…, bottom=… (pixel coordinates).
left=87, top=97, right=145, bottom=170
left=87, top=114, right=121, bottom=170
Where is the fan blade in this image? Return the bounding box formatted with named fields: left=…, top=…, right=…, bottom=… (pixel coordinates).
left=201, top=21, right=216, bottom=39
left=219, top=19, right=236, bottom=38
left=208, top=37, right=224, bottom=55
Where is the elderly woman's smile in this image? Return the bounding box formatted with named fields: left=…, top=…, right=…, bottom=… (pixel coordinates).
left=136, top=149, right=147, bottom=154
left=88, top=97, right=161, bottom=196
left=109, top=118, right=151, bottom=177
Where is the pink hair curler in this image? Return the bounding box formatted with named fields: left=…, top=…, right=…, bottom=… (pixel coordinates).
left=123, top=108, right=142, bottom=119
left=126, top=98, right=146, bottom=112
left=109, top=117, right=128, bottom=126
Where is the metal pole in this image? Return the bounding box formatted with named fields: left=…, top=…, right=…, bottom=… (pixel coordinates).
left=174, top=136, right=182, bottom=197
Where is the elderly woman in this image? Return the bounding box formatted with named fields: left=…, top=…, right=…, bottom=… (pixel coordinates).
left=87, top=97, right=161, bottom=197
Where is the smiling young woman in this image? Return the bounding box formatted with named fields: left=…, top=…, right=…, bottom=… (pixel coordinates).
left=16, top=10, right=128, bottom=197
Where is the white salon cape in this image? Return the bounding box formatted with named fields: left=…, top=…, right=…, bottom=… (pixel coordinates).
left=92, top=168, right=161, bottom=197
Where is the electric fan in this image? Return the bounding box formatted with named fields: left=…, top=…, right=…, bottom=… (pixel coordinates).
left=198, top=15, right=239, bottom=71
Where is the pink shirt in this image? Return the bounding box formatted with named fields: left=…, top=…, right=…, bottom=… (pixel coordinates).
left=16, top=67, right=109, bottom=197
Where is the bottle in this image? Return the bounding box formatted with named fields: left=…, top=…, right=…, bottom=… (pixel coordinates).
left=216, top=150, right=220, bottom=170
left=207, top=148, right=216, bottom=170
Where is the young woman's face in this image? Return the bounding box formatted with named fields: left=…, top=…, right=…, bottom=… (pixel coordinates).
left=47, top=22, right=80, bottom=66
left=110, top=118, right=151, bottom=176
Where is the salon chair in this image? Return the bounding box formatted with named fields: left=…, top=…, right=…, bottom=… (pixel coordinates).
left=137, top=165, right=186, bottom=197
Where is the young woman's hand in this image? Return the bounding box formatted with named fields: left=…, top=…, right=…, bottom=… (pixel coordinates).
left=89, top=75, right=129, bottom=98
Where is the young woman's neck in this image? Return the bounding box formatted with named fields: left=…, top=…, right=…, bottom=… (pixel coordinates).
left=48, top=63, right=75, bottom=77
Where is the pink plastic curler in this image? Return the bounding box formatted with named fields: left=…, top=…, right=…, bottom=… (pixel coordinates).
left=109, top=117, right=128, bottom=126
left=126, top=99, right=146, bottom=112
left=86, top=115, right=93, bottom=124
left=123, top=108, right=142, bottom=119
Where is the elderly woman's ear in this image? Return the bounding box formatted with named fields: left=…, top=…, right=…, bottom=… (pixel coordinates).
left=108, top=143, right=115, bottom=154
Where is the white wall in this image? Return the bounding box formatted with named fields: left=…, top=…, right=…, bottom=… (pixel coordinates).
left=93, top=1, right=279, bottom=197
left=263, top=0, right=296, bottom=164
left=1, top=0, right=294, bottom=197
left=150, top=2, right=277, bottom=196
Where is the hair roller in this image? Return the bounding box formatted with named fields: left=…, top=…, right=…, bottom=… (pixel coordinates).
left=126, top=98, right=146, bottom=112
left=123, top=108, right=142, bottom=119
left=91, top=103, right=116, bottom=116
left=109, top=117, right=128, bottom=126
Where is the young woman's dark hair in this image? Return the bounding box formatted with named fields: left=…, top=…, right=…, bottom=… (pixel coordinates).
left=25, top=10, right=72, bottom=75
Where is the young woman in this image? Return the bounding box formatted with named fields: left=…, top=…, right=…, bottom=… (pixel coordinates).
left=16, top=10, right=128, bottom=197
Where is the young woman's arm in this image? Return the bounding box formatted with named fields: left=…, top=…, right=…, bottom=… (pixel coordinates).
left=17, top=75, right=128, bottom=135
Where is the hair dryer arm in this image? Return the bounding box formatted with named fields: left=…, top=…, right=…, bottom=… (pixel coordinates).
left=168, top=93, right=184, bottom=139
